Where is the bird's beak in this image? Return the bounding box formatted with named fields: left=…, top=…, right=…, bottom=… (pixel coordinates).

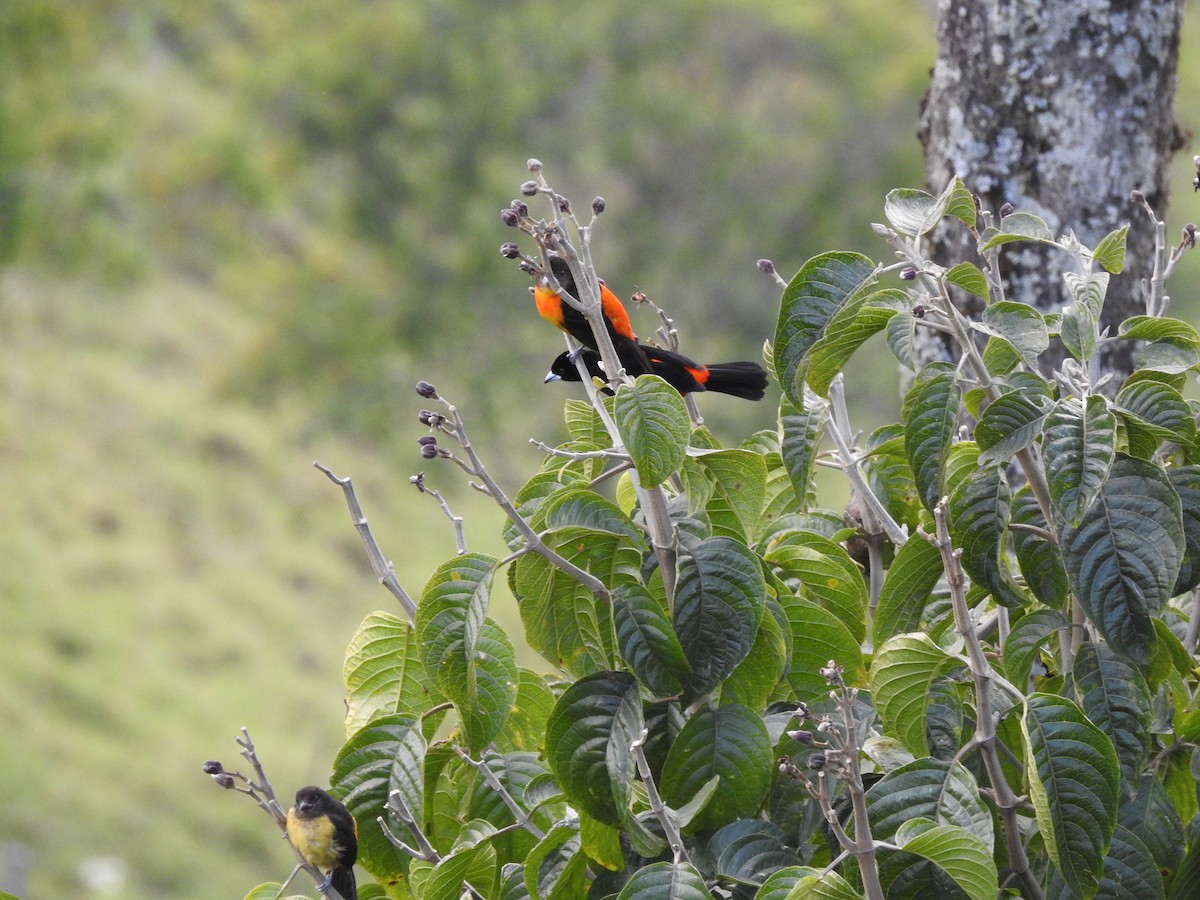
left=544, top=371, right=562, bottom=384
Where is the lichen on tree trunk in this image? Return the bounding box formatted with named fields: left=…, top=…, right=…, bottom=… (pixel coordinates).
left=919, top=0, right=1185, bottom=381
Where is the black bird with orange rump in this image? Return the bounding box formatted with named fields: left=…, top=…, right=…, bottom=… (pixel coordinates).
left=546, top=345, right=768, bottom=401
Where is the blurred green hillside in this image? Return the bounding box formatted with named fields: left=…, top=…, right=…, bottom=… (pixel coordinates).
left=2, top=1, right=1198, bottom=897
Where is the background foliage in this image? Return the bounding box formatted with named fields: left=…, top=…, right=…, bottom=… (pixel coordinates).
left=2, top=1, right=1200, bottom=898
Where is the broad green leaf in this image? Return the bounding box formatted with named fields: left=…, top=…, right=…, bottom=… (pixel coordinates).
left=467, top=751, right=556, bottom=867
left=425, top=830, right=497, bottom=900
left=948, top=462, right=1024, bottom=608
left=975, top=391, right=1052, bottom=464
left=893, top=819, right=998, bottom=900
left=861, top=423, right=922, bottom=533
left=344, top=611, right=439, bottom=735
left=945, top=261, right=989, bottom=300
left=1059, top=456, right=1184, bottom=663
left=563, top=398, right=613, bottom=448
left=1118, top=775, right=1184, bottom=877
left=1096, top=825, right=1164, bottom=899
left=579, top=811, right=622, bottom=873
left=903, top=364, right=961, bottom=512
left=614, top=583, right=691, bottom=698
left=524, top=820, right=588, bottom=900
left=780, top=396, right=828, bottom=508
left=1010, top=486, right=1069, bottom=608
left=867, top=758, right=992, bottom=846
left=693, top=449, right=769, bottom=543
left=723, top=607, right=788, bottom=712
left=774, top=252, right=876, bottom=407
left=1093, top=225, right=1128, bottom=274
left=1065, top=271, right=1110, bottom=315
left=545, top=672, right=639, bottom=826
left=978, top=300, right=1050, bottom=366
left=870, top=633, right=960, bottom=756
left=1061, top=298, right=1099, bottom=362
left=415, top=554, right=516, bottom=750
left=979, top=211, right=1055, bottom=249
left=660, top=704, right=773, bottom=832
left=875, top=532, right=942, bottom=645
left=1043, top=396, right=1117, bottom=526
left=494, top=669, right=556, bottom=754
left=885, top=305, right=919, bottom=370
left=1002, top=608, right=1067, bottom=689
left=778, top=868, right=861, bottom=899
left=674, top=536, right=766, bottom=698
left=1118, top=315, right=1200, bottom=343
left=1022, top=693, right=1120, bottom=899
left=763, top=532, right=867, bottom=643
left=1169, top=466, right=1200, bottom=595
left=613, top=375, right=690, bottom=487
left=1114, top=379, right=1195, bottom=444
left=807, top=300, right=898, bottom=397
left=540, top=487, right=641, bottom=540
left=1072, top=641, right=1152, bottom=789
left=780, top=594, right=865, bottom=700
left=884, top=187, right=945, bottom=236
left=332, top=715, right=425, bottom=884
left=615, top=862, right=715, bottom=900
left=710, top=819, right=798, bottom=887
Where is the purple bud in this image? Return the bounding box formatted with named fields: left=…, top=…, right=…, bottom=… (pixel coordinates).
left=999, top=202, right=1015, bottom=218
left=417, top=435, right=437, bottom=446
left=520, top=180, right=539, bottom=197
left=500, top=207, right=520, bottom=227
left=1130, top=189, right=1146, bottom=204
left=591, top=196, right=606, bottom=215
left=756, top=259, right=776, bottom=275
left=1184, top=223, right=1196, bottom=249
left=527, top=158, right=542, bottom=173
left=899, top=266, right=918, bottom=281
left=557, top=195, right=571, bottom=213
left=415, top=380, right=438, bottom=399
left=202, top=760, right=224, bottom=775
left=787, top=729, right=815, bottom=745
left=500, top=242, right=521, bottom=259
left=510, top=199, right=529, bottom=217
left=912, top=305, right=927, bottom=318
left=418, top=410, right=444, bottom=428
left=213, top=772, right=236, bottom=789
left=807, top=753, right=827, bottom=771
left=420, top=443, right=438, bottom=460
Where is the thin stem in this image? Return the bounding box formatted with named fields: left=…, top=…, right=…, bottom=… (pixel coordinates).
left=453, top=747, right=546, bottom=840
left=315, top=462, right=418, bottom=620
left=631, top=732, right=688, bottom=867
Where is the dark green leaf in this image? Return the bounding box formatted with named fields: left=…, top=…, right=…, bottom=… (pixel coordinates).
left=710, top=820, right=798, bottom=886
left=948, top=462, right=1024, bottom=608
left=1059, top=456, right=1184, bottom=663
left=870, top=634, right=959, bottom=756
left=978, top=300, right=1050, bottom=366
left=975, top=391, right=1052, bottom=464
left=693, top=449, right=768, bottom=543
left=774, top=252, right=876, bottom=407
left=1010, top=486, right=1069, bottom=608
left=1043, top=396, right=1117, bottom=527
left=763, top=532, right=866, bottom=643
left=614, top=376, right=691, bottom=488
left=1092, top=824, right=1165, bottom=899
left=660, top=704, right=773, bottom=832
left=1169, top=466, right=1200, bottom=595
left=903, top=364, right=961, bottom=512
left=524, top=820, right=588, bottom=900
left=674, top=536, right=766, bottom=698
left=892, top=820, right=998, bottom=900
left=1002, top=608, right=1067, bottom=689
left=807, top=302, right=898, bottom=397
left=1023, top=693, right=1121, bottom=899
left=979, top=211, right=1055, bottom=249
left=1119, top=775, right=1184, bottom=878
left=780, top=396, right=828, bottom=509
left=614, top=584, right=691, bottom=698
left=614, top=862, right=715, bottom=900
left=1114, top=379, right=1195, bottom=444
left=875, top=533, right=943, bottom=645
left=780, top=594, right=865, bottom=701
left=1093, top=225, right=1128, bottom=274
left=945, top=262, right=989, bottom=300
left=723, top=607, right=788, bottom=712
left=1072, top=641, right=1152, bottom=789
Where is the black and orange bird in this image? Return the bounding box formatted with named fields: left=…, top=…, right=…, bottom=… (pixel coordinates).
left=533, top=255, right=653, bottom=376
left=286, top=786, right=358, bottom=900
left=547, top=345, right=769, bottom=401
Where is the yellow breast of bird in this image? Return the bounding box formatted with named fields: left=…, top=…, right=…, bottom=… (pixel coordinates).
left=286, top=811, right=342, bottom=870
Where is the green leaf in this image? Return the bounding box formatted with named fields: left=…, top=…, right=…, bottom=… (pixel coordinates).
left=1065, top=271, right=1110, bottom=315
left=774, top=252, right=876, bottom=407
left=613, top=375, right=691, bottom=488
left=660, top=704, right=773, bottom=832
left=1114, top=379, right=1196, bottom=444
left=425, top=827, right=497, bottom=900
left=674, top=536, right=766, bottom=698
left=344, top=611, right=438, bottom=735
left=1010, top=486, right=1069, bottom=608
left=710, top=819, right=798, bottom=886
left=1093, top=224, right=1128, bottom=274
left=1002, top=607, right=1067, bottom=688
left=948, top=462, right=1024, bottom=608
left=614, top=584, right=691, bottom=698
left=1022, top=693, right=1121, bottom=899
left=777, top=868, right=862, bottom=899
left=1061, top=298, right=1099, bottom=363
left=978, top=300, right=1050, bottom=366
left=867, top=758, right=992, bottom=846
left=780, top=396, right=828, bottom=507
left=545, top=672, right=639, bottom=826
left=893, top=819, right=999, bottom=900
left=540, top=486, right=641, bottom=540
left=979, top=211, right=1055, bottom=248
left=763, top=532, right=867, bottom=644
left=693, top=449, right=768, bottom=543
left=1059, top=456, right=1184, bottom=663
left=861, top=423, right=921, bottom=533
left=807, top=299, right=898, bottom=397
left=975, top=391, right=1052, bottom=464
left=780, top=594, right=865, bottom=700
left=1118, top=315, right=1200, bottom=343
left=903, top=364, right=961, bottom=512
left=524, top=820, right=588, bottom=900
left=1169, top=466, right=1200, bottom=595
left=1118, top=774, right=1185, bottom=877
left=884, top=179, right=975, bottom=236
left=723, top=607, right=788, bottom=712
left=885, top=305, right=919, bottom=370
left=875, top=533, right=943, bottom=645
left=332, top=715, right=426, bottom=884
left=563, top=398, right=613, bottom=448
left=415, top=554, right=516, bottom=751
left=945, top=262, right=989, bottom=300
left=870, top=633, right=960, bottom=756
left=1072, top=641, right=1152, bottom=789
left=615, top=862, right=716, bottom=900
left=1043, top=396, right=1117, bottom=526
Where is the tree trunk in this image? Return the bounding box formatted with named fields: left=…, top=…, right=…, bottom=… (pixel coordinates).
left=919, top=0, right=1185, bottom=381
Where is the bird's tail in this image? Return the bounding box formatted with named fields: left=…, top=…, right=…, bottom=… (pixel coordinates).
left=331, top=866, right=357, bottom=900
left=701, top=361, right=769, bottom=400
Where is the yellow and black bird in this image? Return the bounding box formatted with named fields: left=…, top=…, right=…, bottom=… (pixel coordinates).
left=285, top=786, right=358, bottom=900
